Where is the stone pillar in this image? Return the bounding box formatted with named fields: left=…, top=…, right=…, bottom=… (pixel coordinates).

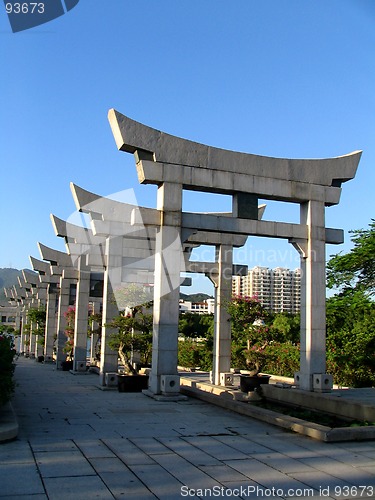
left=35, top=334, right=44, bottom=359
left=99, top=236, right=122, bottom=385
left=29, top=300, right=37, bottom=359
left=56, top=271, right=75, bottom=369
left=29, top=329, right=36, bottom=357
left=44, top=284, right=57, bottom=362
left=149, top=182, right=183, bottom=396
left=209, top=244, right=233, bottom=386
left=19, top=307, right=28, bottom=355
left=295, top=200, right=332, bottom=392
left=73, top=256, right=90, bottom=372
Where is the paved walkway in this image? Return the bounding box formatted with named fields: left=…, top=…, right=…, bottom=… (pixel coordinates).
left=1, top=358, right=375, bottom=499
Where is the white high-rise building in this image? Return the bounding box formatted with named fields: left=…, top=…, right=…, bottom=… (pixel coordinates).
left=232, top=266, right=301, bottom=314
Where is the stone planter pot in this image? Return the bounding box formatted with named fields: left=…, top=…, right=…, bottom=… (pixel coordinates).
left=117, top=374, right=149, bottom=393
left=61, top=360, right=73, bottom=371
left=239, top=374, right=271, bottom=392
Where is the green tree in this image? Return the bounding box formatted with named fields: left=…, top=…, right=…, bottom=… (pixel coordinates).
left=177, top=314, right=214, bottom=370
left=227, top=295, right=268, bottom=344
left=0, top=324, right=15, bottom=335
left=227, top=295, right=271, bottom=374
left=326, top=290, right=375, bottom=387
left=325, top=221, right=375, bottom=386
left=327, top=220, right=375, bottom=295
left=26, top=307, right=46, bottom=346
left=179, top=313, right=214, bottom=338
left=270, top=312, right=300, bottom=344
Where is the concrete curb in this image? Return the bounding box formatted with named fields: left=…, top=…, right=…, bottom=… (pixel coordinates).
left=0, top=401, right=19, bottom=443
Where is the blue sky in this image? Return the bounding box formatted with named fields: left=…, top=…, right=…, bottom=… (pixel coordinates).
left=1, top=0, right=374, bottom=295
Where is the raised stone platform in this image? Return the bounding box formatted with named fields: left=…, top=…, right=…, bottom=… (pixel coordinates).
left=180, top=372, right=375, bottom=442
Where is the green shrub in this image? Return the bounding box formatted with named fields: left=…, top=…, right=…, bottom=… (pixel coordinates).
left=178, top=338, right=213, bottom=370
left=326, top=291, right=375, bottom=387
left=0, top=334, right=16, bottom=405
left=260, top=341, right=300, bottom=377
left=178, top=339, right=202, bottom=369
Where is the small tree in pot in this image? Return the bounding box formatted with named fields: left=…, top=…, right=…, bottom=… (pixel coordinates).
left=227, top=295, right=272, bottom=391
left=57, top=306, right=76, bottom=370
left=107, top=309, right=152, bottom=375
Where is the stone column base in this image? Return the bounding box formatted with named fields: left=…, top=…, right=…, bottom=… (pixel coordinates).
left=295, top=372, right=333, bottom=392
left=144, top=374, right=188, bottom=400
left=105, top=372, right=118, bottom=387
left=73, top=360, right=87, bottom=372
left=142, top=389, right=188, bottom=402
left=219, top=372, right=234, bottom=386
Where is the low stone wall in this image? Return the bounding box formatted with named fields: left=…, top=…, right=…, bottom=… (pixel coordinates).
left=0, top=402, right=18, bottom=443
left=261, top=384, right=375, bottom=422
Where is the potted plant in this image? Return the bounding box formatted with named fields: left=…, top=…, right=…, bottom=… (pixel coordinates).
left=87, top=311, right=103, bottom=366
left=107, top=302, right=153, bottom=392
left=228, top=295, right=272, bottom=392
left=61, top=306, right=75, bottom=370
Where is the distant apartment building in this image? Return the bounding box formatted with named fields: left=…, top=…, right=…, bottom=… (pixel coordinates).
left=179, top=298, right=215, bottom=315
left=0, top=305, right=20, bottom=330
left=232, top=266, right=301, bottom=314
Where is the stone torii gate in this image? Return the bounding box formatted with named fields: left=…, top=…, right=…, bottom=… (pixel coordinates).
left=71, top=184, right=256, bottom=390
left=17, top=270, right=40, bottom=358
left=6, top=283, right=28, bottom=355
left=69, top=183, right=161, bottom=385
left=109, top=109, right=361, bottom=393
left=29, top=256, right=60, bottom=362
left=37, top=242, right=79, bottom=369
left=50, top=214, right=106, bottom=372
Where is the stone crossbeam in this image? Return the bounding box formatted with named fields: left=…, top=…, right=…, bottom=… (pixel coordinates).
left=71, top=183, right=252, bottom=250
left=136, top=160, right=343, bottom=206
left=108, top=109, right=361, bottom=205
left=132, top=207, right=343, bottom=245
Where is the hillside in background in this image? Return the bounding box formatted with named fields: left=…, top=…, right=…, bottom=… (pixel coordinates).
left=0, top=268, right=213, bottom=306
left=0, top=268, right=24, bottom=305
left=180, top=292, right=214, bottom=303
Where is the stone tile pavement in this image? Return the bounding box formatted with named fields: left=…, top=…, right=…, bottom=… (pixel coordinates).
left=1, top=357, right=375, bottom=499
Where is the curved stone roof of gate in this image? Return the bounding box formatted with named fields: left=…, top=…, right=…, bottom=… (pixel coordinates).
left=109, top=109, right=361, bottom=188
left=37, top=243, right=72, bottom=267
